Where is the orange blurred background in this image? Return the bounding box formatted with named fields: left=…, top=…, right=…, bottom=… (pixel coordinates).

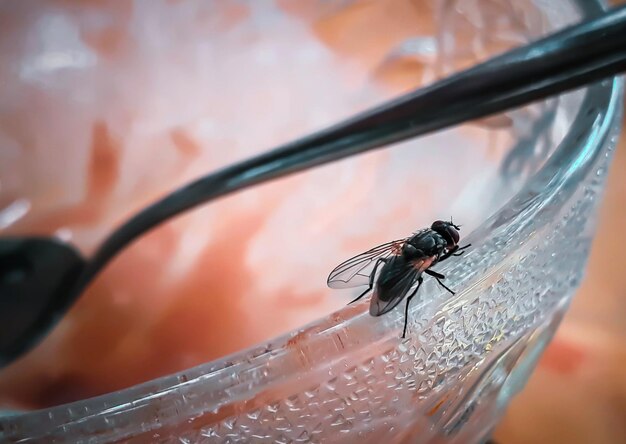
left=493, top=100, right=626, bottom=443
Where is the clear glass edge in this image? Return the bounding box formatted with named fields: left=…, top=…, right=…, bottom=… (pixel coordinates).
left=1, top=0, right=623, bottom=440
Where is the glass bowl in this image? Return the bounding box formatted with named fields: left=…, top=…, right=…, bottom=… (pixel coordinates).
left=0, top=0, right=622, bottom=442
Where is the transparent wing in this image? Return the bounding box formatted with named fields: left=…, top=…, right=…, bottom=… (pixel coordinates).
left=327, top=238, right=407, bottom=289
left=369, top=268, right=421, bottom=316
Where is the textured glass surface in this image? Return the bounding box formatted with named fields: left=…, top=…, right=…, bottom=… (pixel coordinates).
left=0, top=0, right=623, bottom=443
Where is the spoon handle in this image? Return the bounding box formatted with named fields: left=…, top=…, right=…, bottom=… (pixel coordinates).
left=80, top=5, right=626, bottom=294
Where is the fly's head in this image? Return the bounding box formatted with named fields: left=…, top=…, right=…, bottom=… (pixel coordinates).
left=431, top=220, right=460, bottom=249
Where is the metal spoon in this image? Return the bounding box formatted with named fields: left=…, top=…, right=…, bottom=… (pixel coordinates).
left=2, top=4, right=626, bottom=367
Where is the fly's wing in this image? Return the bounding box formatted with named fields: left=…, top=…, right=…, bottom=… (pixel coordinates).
left=369, top=268, right=421, bottom=316
left=327, top=239, right=407, bottom=289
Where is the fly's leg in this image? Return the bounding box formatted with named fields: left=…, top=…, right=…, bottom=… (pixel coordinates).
left=437, top=245, right=458, bottom=263
left=425, top=269, right=445, bottom=279
left=453, top=243, right=471, bottom=257
left=424, top=269, right=455, bottom=295
left=348, top=258, right=386, bottom=305
left=402, top=276, right=423, bottom=338
left=438, top=243, right=471, bottom=262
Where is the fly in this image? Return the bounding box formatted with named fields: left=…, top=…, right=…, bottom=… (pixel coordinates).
left=327, top=220, right=470, bottom=338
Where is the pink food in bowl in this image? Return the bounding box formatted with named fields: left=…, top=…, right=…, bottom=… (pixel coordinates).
left=0, top=0, right=500, bottom=409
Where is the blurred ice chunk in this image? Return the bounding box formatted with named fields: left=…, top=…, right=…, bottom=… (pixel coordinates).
left=20, top=14, right=97, bottom=84
left=0, top=199, right=30, bottom=230
left=374, top=36, right=439, bottom=86
left=391, top=36, right=438, bottom=61
left=53, top=227, right=73, bottom=243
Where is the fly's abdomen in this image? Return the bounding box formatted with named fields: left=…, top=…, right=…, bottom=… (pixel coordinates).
left=376, top=258, right=408, bottom=301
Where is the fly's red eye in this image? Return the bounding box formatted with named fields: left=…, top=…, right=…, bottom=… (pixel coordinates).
left=431, top=220, right=445, bottom=230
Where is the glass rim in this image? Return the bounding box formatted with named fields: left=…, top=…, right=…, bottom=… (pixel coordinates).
left=2, top=0, right=624, bottom=442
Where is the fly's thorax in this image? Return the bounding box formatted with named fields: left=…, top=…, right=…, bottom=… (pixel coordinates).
left=401, top=242, right=421, bottom=259
left=403, top=229, right=447, bottom=260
